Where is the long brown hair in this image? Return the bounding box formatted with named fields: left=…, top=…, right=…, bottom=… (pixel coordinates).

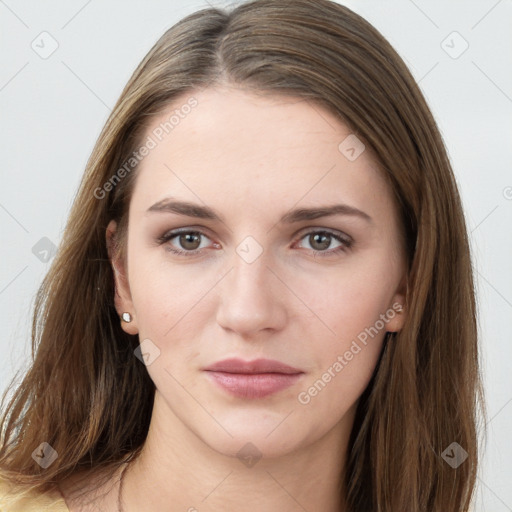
left=0, top=0, right=485, bottom=509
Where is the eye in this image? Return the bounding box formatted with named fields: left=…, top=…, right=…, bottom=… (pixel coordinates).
left=156, top=227, right=352, bottom=258
left=295, top=229, right=352, bottom=257
left=157, top=229, right=215, bottom=256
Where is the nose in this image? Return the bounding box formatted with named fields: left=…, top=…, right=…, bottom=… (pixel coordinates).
left=215, top=247, right=288, bottom=339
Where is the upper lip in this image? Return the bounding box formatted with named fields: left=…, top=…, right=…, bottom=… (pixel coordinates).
left=204, top=358, right=303, bottom=375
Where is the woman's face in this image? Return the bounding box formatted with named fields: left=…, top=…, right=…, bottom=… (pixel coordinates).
left=108, top=86, right=407, bottom=459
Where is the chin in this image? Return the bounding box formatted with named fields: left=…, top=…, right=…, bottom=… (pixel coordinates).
left=193, top=412, right=311, bottom=460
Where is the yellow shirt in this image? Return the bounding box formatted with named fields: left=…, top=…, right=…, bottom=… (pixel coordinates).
left=0, top=478, right=69, bottom=511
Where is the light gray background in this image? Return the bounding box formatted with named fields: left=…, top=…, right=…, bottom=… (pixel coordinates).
left=1, top=0, right=511, bottom=509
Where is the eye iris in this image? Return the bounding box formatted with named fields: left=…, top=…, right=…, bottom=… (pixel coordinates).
left=310, top=233, right=331, bottom=251
left=180, top=233, right=201, bottom=250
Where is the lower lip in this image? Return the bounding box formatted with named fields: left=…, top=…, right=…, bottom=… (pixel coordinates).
left=205, top=371, right=303, bottom=399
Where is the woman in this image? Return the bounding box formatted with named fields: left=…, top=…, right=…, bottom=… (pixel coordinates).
left=0, top=0, right=485, bottom=510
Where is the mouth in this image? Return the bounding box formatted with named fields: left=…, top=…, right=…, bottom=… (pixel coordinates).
left=203, top=358, right=304, bottom=399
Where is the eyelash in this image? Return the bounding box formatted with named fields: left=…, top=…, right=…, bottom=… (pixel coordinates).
left=156, top=228, right=353, bottom=258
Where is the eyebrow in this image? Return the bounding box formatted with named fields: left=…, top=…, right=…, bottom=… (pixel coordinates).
left=146, top=198, right=373, bottom=224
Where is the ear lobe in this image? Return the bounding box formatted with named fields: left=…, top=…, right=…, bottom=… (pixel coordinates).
left=386, top=299, right=406, bottom=333
left=106, top=219, right=139, bottom=335
left=386, top=274, right=408, bottom=333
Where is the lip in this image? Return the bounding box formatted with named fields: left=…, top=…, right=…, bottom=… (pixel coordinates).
left=203, top=358, right=304, bottom=399
left=204, top=357, right=302, bottom=374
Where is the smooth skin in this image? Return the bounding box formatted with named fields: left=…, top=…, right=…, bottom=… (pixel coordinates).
left=60, top=86, right=407, bottom=511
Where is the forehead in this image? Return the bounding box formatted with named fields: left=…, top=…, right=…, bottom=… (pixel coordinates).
left=130, top=87, right=395, bottom=224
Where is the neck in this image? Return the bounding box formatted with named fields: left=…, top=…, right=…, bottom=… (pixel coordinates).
left=120, top=390, right=353, bottom=512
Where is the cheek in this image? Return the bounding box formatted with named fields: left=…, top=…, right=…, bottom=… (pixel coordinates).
left=127, top=257, right=209, bottom=388
left=129, top=264, right=175, bottom=338
left=128, top=250, right=222, bottom=353
left=296, top=254, right=398, bottom=344
left=292, top=253, right=396, bottom=395
left=295, top=280, right=390, bottom=415
left=297, top=340, right=384, bottom=421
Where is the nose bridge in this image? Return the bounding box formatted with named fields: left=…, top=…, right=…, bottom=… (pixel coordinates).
left=216, top=234, right=286, bottom=335
left=232, top=246, right=269, bottom=292
left=228, top=236, right=274, bottom=305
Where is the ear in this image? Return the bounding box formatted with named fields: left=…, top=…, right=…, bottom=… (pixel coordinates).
left=385, top=273, right=408, bottom=333
left=106, top=219, right=139, bottom=336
